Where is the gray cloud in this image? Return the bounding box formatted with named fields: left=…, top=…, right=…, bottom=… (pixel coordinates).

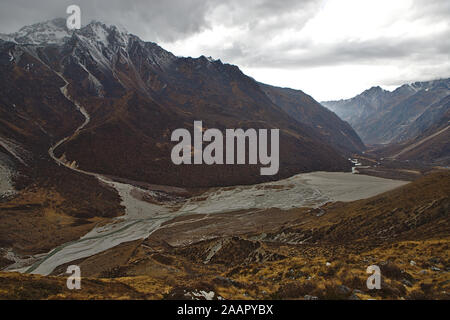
left=0, top=0, right=449, bottom=100
left=183, top=0, right=450, bottom=70
left=0, top=0, right=214, bottom=41
left=0, top=0, right=319, bottom=41
left=227, top=29, right=450, bottom=69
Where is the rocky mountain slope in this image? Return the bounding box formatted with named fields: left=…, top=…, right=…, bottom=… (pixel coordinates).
left=260, top=83, right=365, bottom=154
left=0, top=27, right=125, bottom=255
left=373, top=102, right=450, bottom=165
left=322, top=79, right=450, bottom=146
left=0, top=18, right=364, bottom=190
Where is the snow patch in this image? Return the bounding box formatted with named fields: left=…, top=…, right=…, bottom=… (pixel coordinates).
left=0, top=157, right=16, bottom=198
left=185, top=290, right=222, bottom=300
left=8, top=18, right=72, bottom=45
left=0, top=137, right=29, bottom=166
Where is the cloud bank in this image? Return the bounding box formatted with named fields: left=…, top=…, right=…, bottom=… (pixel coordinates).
left=0, top=0, right=448, bottom=100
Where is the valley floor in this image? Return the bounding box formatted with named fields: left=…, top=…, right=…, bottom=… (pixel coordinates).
left=4, top=171, right=408, bottom=276
left=0, top=170, right=448, bottom=300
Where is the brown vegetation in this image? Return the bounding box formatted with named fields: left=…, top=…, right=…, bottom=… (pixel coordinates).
left=1, top=171, right=447, bottom=300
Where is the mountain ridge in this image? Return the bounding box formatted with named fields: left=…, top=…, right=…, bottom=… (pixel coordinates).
left=0, top=18, right=364, bottom=188
left=322, top=78, right=450, bottom=146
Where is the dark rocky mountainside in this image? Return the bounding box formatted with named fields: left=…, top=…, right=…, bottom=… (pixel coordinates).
left=0, top=18, right=364, bottom=188
left=375, top=102, right=450, bottom=165
left=260, top=83, right=365, bottom=154
left=0, top=33, right=124, bottom=254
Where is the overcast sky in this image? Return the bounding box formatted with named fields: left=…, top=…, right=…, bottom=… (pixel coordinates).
left=0, top=0, right=449, bottom=100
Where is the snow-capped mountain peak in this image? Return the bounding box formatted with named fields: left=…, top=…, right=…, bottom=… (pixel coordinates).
left=78, top=21, right=130, bottom=49
left=0, top=18, right=133, bottom=48
left=3, top=18, right=72, bottom=45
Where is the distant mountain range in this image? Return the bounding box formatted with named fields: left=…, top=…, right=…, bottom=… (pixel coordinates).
left=0, top=18, right=364, bottom=188
left=376, top=98, right=449, bottom=165
left=322, top=79, right=450, bottom=145
left=322, top=79, right=450, bottom=165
